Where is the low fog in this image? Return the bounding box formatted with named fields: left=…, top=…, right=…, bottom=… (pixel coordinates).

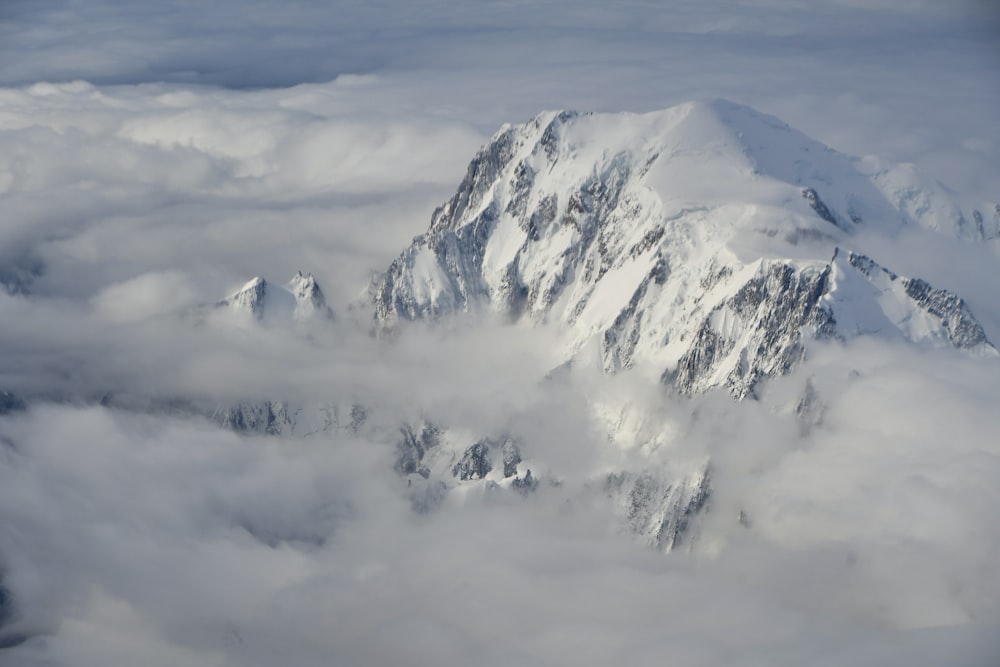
left=1, top=1, right=999, bottom=665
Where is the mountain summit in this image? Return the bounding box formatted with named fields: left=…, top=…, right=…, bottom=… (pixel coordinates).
left=373, top=100, right=996, bottom=398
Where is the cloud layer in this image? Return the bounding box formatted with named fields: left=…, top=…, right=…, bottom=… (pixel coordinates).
left=3, top=340, right=1000, bottom=666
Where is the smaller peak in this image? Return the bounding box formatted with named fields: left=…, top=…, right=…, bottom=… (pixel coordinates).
left=289, top=271, right=316, bottom=285
left=218, top=276, right=272, bottom=320
left=216, top=273, right=332, bottom=325
left=239, top=276, right=267, bottom=291
left=286, top=271, right=334, bottom=321
left=286, top=272, right=321, bottom=296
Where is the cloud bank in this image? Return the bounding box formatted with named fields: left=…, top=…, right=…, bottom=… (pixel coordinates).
left=2, top=340, right=999, bottom=666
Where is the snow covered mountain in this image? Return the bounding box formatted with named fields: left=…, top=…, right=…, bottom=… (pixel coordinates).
left=216, top=271, right=334, bottom=324
left=373, top=100, right=996, bottom=398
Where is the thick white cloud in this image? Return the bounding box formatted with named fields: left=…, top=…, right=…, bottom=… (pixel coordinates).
left=2, top=344, right=1000, bottom=665
left=1, top=1, right=1000, bottom=664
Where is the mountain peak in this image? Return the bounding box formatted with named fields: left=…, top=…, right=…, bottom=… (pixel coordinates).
left=223, top=276, right=272, bottom=319
left=216, top=272, right=333, bottom=324
left=285, top=271, right=333, bottom=320
left=373, top=101, right=995, bottom=397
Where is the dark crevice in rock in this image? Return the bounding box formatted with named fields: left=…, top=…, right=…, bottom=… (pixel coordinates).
left=802, top=187, right=839, bottom=227
left=452, top=440, right=492, bottom=481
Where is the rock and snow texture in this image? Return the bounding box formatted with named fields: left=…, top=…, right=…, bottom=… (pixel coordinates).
left=826, top=251, right=994, bottom=354
left=374, top=100, right=996, bottom=398
left=216, top=272, right=333, bottom=324
left=605, top=466, right=710, bottom=552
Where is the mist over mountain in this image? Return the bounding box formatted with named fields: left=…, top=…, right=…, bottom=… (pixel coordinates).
left=2, top=2, right=999, bottom=665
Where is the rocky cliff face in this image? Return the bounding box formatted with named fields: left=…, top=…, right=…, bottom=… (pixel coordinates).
left=605, top=466, right=711, bottom=552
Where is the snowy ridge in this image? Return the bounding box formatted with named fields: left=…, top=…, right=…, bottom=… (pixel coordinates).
left=374, top=100, right=997, bottom=397
left=862, top=157, right=1000, bottom=241
left=827, top=250, right=995, bottom=354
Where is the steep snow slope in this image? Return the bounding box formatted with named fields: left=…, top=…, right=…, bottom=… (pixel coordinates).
left=374, top=100, right=996, bottom=398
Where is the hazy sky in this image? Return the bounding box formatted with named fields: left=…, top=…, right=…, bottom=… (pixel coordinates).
left=1, top=2, right=999, bottom=665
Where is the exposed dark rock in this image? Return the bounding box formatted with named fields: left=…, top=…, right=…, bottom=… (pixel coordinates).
left=802, top=187, right=839, bottom=227
left=602, top=269, right=655, bottom=372
left=215, top=400, right=292, bottom=435
left=512, top=469, right=537, bottom=494
left=349, top=404, right=367, bottom=432
left=448, top=435, right=522, bottom=481
left=670, top=471, right=711, bottom=550
left=673, top=263, right=836, bottom=399
left=528, top=194, right=558, bottom=238
left=902, top=278, right=994, bottom=351
left=606, top=467, right=712, bottom=551
left=501, top=439, right=522, bottom=478
left=452, top=440, right=492, bottom=481
left=847, top=251, right=897, bottom=280
left=845, top=251, right=994, bottom=352
left=396, top=422, right=441, bottom=476
left=540, top=111, right=578, bottom=162
left=430, top=128, right=518, bottom=236
left=506, top=161, right=536, bottom=219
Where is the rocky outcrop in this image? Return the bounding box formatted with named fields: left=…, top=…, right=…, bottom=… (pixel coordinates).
left=451, top=436, right=522, bottom=481
left=670, top=262, right=837, bottom=399
left=606, top=466, right=711, bottom=552
left=215, top=400, right=293, bottom=435
left=396, top=421, right=441, bottom=477
left=901, top=277, right=992, bottom=351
